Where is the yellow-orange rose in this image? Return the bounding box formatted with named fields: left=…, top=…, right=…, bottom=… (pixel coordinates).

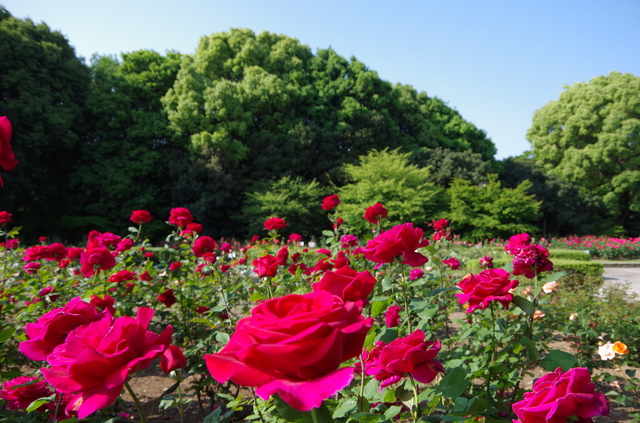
left=612, top=341, right=628, bottom=355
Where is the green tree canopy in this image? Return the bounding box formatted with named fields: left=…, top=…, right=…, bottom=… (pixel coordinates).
left=445, top=174, right=540, bottom=241
left=528, top=71, right=640, bottom=234
left=337, top=148, right=443, bottom=235
left=0, top=7, right=91, bottom=240
left=67, top=51, right=182, bottom=238
left=415, top=147, right=489, bottom=187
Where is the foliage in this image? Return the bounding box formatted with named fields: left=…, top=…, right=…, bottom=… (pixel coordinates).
left=414, top=147, right=489, bottom=187
left=238, top=177, right=329, bottom=238
left=337, top=149, right=443, bottom=235
left=546, top=249, right=591, bottom=261
left=444, top=174, right=541, bottom=241
left=0, top=7, right=91, bottom=241
left=551, top=235, right=640, bottom=260
left=528, top=71, right=640, bottom=235
left=67, top=51, right=183, bottom=240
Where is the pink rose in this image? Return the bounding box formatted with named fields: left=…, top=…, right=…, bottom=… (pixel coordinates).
left=361, top=223, right=429, bottom=267
left=321, top=194, right=341, bottom=211
left=0, top=211, right=11, bottom=225
left=160, top=345, right=187, bottom=373
left=442, top=257, right=460, bottom=270
left=363, top=203, right=388, bottom=225
left=0, top=116, right=18, bottom=187
left=0, top=376, right=52, bottom=410
left=204, top=291, right=373, bottom=411
left=363, top=330, right=443, bottom=389
left=108, top=270, right=137, bottom=283
left=168, top=207, right=194, bottom=228
left=116, top=238, right=134, bottom=252
left=41, top=308, right=172, bottom=419
left=288, top=233, right=303, bottom=243
left=130, top=210, right=152, bottom=225
left=19, top=297, right=103, bottom=361
left=79, top=247, right=116, bottom=277
left=512, top=367, right=609, bottom=423
left=220, top=242, right=233, bottom=253
left=456, top=269, right=519, bottom=313
left=511, top=244, right=554, bottom=279
left=312, top=266, right=376, bottom=302
left=385, top=305, right=401, bottom=328
left=409, top=268, right=424, bottom=280
left=264, top=217, right=287, bottom=230
left=253, top=254, right=279, bottom=278
left=192, top=236, right=217, bottom=257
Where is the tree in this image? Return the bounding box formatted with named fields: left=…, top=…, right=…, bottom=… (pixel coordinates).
left=414, top=147, right=489, bottom=187
left=338, top=149, right=443, bottom=235
left=445, top=175, right=540, bottom=241
left=67, top=51, right=182, bottom=238
left=528, top=72, right=640, bottom=234
left=0, top=7, right=91, bottom=240
left=238, top=177, right=328, bottom=239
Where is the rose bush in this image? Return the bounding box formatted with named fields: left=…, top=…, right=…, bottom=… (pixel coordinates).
left=204, top=291, right=373, bottom=411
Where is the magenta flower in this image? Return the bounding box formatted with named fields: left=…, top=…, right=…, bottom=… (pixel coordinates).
left=361, top=223, right=429, bottom=267
left=385, top=305, right=401, bottom=328
left=312, top=266, right=376, bottom=303
left=456, top=269, right=519, bottom=313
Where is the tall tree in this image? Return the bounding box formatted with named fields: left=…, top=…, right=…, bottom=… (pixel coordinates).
left=67, top=50, right=182, bottom=238
left=528, top=71, right=640, bottom=234
left=0, top=7, right=91, bottom=240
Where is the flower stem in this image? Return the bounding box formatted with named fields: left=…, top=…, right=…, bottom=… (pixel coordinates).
left=409, top=375, right=421, bottom=423
left=125, top=381, right=147, bottom=423
left=175, top=373, right=185, bottom=423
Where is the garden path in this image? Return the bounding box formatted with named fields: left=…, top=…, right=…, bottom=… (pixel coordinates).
left=602, top=265, right=640, bottom=298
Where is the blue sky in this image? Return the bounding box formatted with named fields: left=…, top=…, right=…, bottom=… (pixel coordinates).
left=3, top=0, right=639, bottom=159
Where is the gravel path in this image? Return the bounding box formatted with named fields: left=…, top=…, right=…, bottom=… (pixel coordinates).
left=602, top=266, right=640, bottom=298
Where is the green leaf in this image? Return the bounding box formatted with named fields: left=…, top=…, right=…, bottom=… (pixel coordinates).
left=377, top=328, right=398, bottom=344
left=322, top=230, right=335, bottom=237
left=540, top=271, right=567, bottom=283
left=0, top=327, right=15, bottom=343
left=250, top=291, right=267, bottom=302
left=417, top=305, right=439, bottom=320
left=395, top=382, right=413, bottom=401
left=512, top=295, right=535, bottom=316
left=383, top=405, right=403, bottom=420
left=521, top=336, right=540, bottom=362
left=273, top=394, right=334, bottom=423
left=439, top=367, right=469, bottom=399
left=539, top=349, right=577, bottom=372
left=26, top=396, right=53, bottom=412
left=381, top=277, right=394, bottom=292
left=215, top=332, right=230, bottom=345
left=332, top=400, right=357, bottom=419
left=371, top=299, right=392, bottom=317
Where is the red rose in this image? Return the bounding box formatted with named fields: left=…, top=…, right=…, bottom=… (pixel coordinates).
left=0, top=376, right=52, bottom=410
left=442, top=257, right=460, bottom=270
left=192, top=236, right=217, bottom=257
left=160, top=345, right=187, bottom=373
left=264, top=217, right=287, bottom=230
left=479, top=255, right=494, bottom=269
left=456, top=268, right=519, bottom=313
left=511, top=244, right=554, bottom=279
left=361, top=222, right=429, bottom=267
left=24, top=262, right=40, bottom=274
left=253, top=254, right=279, bottom=278
left=362, top=330, right=443, bottom=388
left=312, top=266, right=376, bottom=302
left=5, top=238, right=18, bottom=249
left=384, top=305, right=401, bottom=328
left=196, top=306, right=210, bottom=314
left=140, top=270, right=153, bottom=281
left=89, top=295, right=115, bottom=312
left=0, top=211, right=11, bottom=225
left=41, top=308, right=172, bottom=419
left=169, top=261, right=182, bottom=271
left=363, top=203, right=388, bottom=225
left=80, top=247, right=116, bottom=277
left=204, top=291, right=373, bottom=411
left=321, top=194, right=341, bottom=211
left=512, top=367, right=609, bottom=423
left=108, top=270, right=137, bottom=283
left=19, top=297, right=103, bottom=361
left=220, top=242, right=233, bottom=253
left=158, top=289, right=177, bottom=307
left=115, top=238, right=134, bottom=252
left=431, top=218, right=449, bottom=231
left=130, top=210, right=152, bottom=225
left=38, top=286, right=59, bottom=301
left=185, top=222, right=203, bottom=234
left=409, top=268, right=424, bottom=280
left=168, top=207, right=194, bottom=228
left=0, top=117, right=18, bottom=187
left=288, top=233, right=303, bottom=243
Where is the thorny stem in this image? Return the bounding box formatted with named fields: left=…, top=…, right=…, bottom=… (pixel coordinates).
left=125, top=381, right=148, bottom=423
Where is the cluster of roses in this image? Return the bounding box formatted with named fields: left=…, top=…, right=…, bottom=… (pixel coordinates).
left=206, top=217, right=444, bottom=412
left=1, top=297, right=184, bottom=419
left=505, top=233, right=553, bottom=278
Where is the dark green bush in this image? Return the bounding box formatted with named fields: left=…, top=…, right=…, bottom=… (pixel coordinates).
left=548, top=249, right=591, bottom=261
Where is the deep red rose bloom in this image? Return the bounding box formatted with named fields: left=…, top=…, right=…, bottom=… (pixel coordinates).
left=442, top=257, right=460, bottom=270
left=331, top=250, right=350, bottom=269
left=264, top=217, right=287, bottom=230
left=5, top=238, right=18, bottom=249
left=169, top=261, right=182, bottom=271
left=321, top=194, right=341, bottom=211
left=19, top=297, right=104, bottom=361
left=253, top=254, right=279, bottom=278
left=512, top=367, right=609, bottom=423
left=511, top=244, right=554, bottom=279
left=158, top=289, right=177, bottom=307
left=204, top=291, right=373, bottom=411
left=288, top=233, right=303, bottom=243
left=46, top=243, right=68, bottom=262
left=0, top=211, right=11, bottom=225
left=312, top=266, right=376, bottom=302
left=140, top=270, right=153, bottom=281
left=0, top=117, right=18, bottom=187
left=90, top=295, right=115, bottom=312
left=41, top=308, right=172, bottom=419
left=168, top=207, right=194, bottom=228
left=409, top=268, right=424, bottom=280
left=184, top=222, right=203, bottom=235
left=220, top=264, right=231, bottom=273
left=67, top=247, right=83, bottom=260
left=220, top=242, right=233, bottom=253
left=276, top=245, right=289, bottom=266
left=38, top=286, right=59, bottom=301
left=23, top=245, right=50, bottom=262
left=160, top=345, right=187, bottom=373
left=24, top=262, right=40, bottom=274
left=108, top=270, right=137, bottom=283
left=340, top=234, right=358, bottom=248
left=479, top=255, right=494, bottom=269
left=116, top=238, right=134, bottom=252
left=385, top=305, right=401, bottom=328
left=80, top=247, right=116, bottom=277
left=97, top=232, right=121, bottom=248
left=363, top=203, right=388, bottom=225
left=363, top=330, right=443, bottom=388
left=130, top=210, right=152, bottom=225
left=196, top=306, right=210, bottom=314
left=0, top=376, right=52, bottom=410
left=361, top=222, right=429, bottom=267
left=431, top=218, right=449, bottom=231
left=192, top=236, right=217, bottom=257
left=505, top=233, right=531, bottom=253
left=456, top=268, right=519, bottom=313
